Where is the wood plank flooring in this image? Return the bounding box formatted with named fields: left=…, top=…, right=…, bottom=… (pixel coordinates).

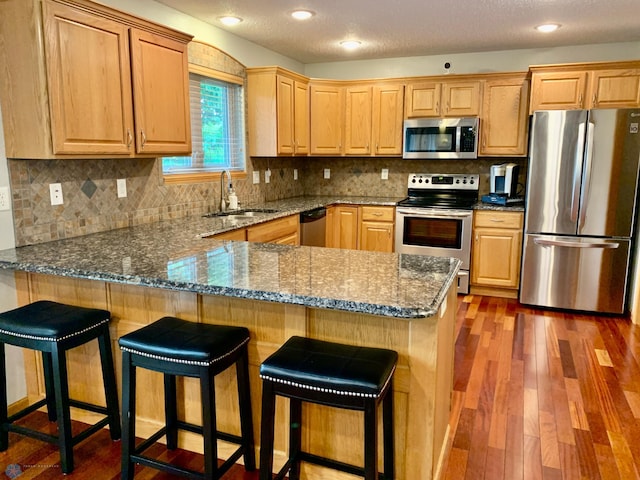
left=1, top=294, right=640, bottom=478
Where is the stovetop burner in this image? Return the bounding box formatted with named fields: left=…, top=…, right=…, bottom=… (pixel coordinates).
left=397, top=173, right=479, bottom=209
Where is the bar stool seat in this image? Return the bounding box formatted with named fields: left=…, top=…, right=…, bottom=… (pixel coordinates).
left=0, top=300, right=121, bottom=474
left=259, top=336, right=398, bottom=480
left=119, top=316, right=256, bottom=480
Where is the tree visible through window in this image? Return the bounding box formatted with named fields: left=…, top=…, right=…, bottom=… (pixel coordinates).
left=163, top=72, right=245, bottom=175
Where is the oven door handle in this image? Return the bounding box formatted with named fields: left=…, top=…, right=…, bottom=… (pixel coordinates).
left=396, top=208, right=472, bottom=218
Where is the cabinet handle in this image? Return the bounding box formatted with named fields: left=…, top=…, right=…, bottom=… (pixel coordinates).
left=475, top=234, right=478, bottom=241
left=446, top=101, right=450, bottom=113
left=140, top=130, right=147, bottom=149
left=436, top=101, right=440, bottom=115
left=578, top=93, right=583, bottom=107
left=373, top=212, right=383, bottom=217
left=592, top=93, right=597, bottom=106
left=490, top=218, right=505, bottom=222
left=126, top=129, right=133, bottom=148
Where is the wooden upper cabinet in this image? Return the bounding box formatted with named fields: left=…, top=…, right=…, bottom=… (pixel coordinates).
left=129, top=30, right=191, bottom=155
left=292, top=79, right=310, bottom=154
left=372, top=84, right=405, bottom=156
left=405, top=80, right=480, bottom=117
left=310, top=83, right=344, bottom=155
left=344, top=85, right=373, bottom=155
left=529, top=62, right=640, bottom=113
left=0, top=0, right=192, bottom=159
left=43, top=1, right=134, bottom=155
left=480, top=74, right=530, bottom=157
left=589, top=69, right=640, bottom=109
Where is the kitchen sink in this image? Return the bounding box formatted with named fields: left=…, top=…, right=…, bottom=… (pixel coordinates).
left=203, top=208, right=279, bottom=218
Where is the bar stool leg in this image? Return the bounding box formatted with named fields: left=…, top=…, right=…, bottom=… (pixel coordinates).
left=364, top=400, right=379, bottom=480
left=383, top=382, right=394, bottom=480
left=97, top=326, right=121, bottom=440
left=258, top=382, right=276, bottom=480
left=51, top=346, right=74, bottom=474
left=236, top=347, right=256, bottom=470
left=0, top=343, right=7, bottom=451
left=121, top=351, right=136, bottom=480
left=289, top=398, right=302, bottom=480
left=164, top=374, right=178, bottom=450
left=42, top=353, right=57, bottom=422
left=201, top=368, right=218, bottom=479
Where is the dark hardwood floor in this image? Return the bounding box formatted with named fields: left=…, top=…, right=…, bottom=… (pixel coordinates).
left=1, top=295, right=640, bottom=479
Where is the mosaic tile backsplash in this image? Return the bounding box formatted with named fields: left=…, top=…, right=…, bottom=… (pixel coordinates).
left=8, top=156, right=526, bottom=246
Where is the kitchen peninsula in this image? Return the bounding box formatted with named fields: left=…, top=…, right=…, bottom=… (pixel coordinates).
left=0, top=197, right=460, bottom=480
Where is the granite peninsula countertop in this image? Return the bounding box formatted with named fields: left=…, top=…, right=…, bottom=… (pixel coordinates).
left=0, top=196, right=460, bottom=319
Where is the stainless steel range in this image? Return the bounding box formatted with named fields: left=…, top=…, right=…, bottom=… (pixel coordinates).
left=395, top=173, right=479, bottom=294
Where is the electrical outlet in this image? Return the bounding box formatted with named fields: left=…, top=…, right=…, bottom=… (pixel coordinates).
left=381, top=168, right=389, bottom=180
left=253, top=171, right=260, bottom=184
left=0, top=186, right=10, bottom=211
left=117, top=178, right=127, bottom=198
left=265, top=168, right=271, bottom=184
left=324, top=168, right=330, bottom=179
left=49, top=183, right=63, bottom=206
left=294, top=169, right=298, bottom=180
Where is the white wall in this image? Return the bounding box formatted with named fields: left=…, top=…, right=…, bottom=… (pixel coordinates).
left=0, top=108, right=24, bottom=403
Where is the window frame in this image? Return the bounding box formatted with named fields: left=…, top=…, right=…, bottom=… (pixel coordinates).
left=163, top=64, right=247, bottom=184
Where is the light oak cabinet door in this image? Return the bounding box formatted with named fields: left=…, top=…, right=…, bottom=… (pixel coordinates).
left=530, top=71, right=588, bottom=112
left=292, top=79, right=310, bottom=154
left=344, top=85, right=373, bottom=155
left=405, top=81, right=481, bottom=117
left=372, top=84, right=405, bottom=156
left=247, top=215, right=300, bottom=245
left=480, top=75, right=530, bottom=157
left=359, top=206, right=394, bottom=253
left=43, top=1, right=134, bottom=155
left=310, top=83, right=344, bottom=155
left=326, top=206, right=359, bottom=249
left=275, top=74, right=310, bottom=155
left=471, top=211, right=523, bottom=289
left=589, top=69, right=640, bottom=109
left=129, top=30, right=191, bottom=155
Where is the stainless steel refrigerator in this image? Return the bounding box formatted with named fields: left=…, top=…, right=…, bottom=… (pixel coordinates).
left=520, top=108, right=640, bottom=314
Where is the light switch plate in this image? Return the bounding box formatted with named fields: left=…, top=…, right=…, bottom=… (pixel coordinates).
left=0, top=186, right=10, bottom=211
left=324, top=168, right=330, bottom=179
left=294, top=169, right=298, bottom=180
left=49, top=183, right=63, bottom=206
left=265, top=168, right=271, bottom=184
left=253, top=171, right=260, bottom=184
left=117, top=178, right=127, bottom=198
left=381, top=168, right=389, bottom=180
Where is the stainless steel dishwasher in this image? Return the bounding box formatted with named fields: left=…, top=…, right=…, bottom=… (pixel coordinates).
left=300, top=208, right=326, bottom=247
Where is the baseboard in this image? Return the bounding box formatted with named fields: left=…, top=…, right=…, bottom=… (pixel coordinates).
left=470, top=285, right=519, bottom=299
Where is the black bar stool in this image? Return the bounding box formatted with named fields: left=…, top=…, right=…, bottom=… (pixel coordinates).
left=119, top=316, right=256, bottom=480
left=0, top=300, right=121, bottom=474
left=259, top=336, right=398, bottom=480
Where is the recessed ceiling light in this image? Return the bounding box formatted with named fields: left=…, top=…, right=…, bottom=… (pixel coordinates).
left=535, top=23, right=561, bottom=33
left=340, top=40, right=362, bottom=51
left=291, top=10, right=314, bottom=20
left=219, top=16, right=243, bottom=26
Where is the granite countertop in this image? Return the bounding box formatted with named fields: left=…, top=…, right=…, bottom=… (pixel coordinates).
left=0, top=196, right=459, bottom=319
left=473, top=201, right=525, bottom=212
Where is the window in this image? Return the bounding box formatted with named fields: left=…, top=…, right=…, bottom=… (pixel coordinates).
left=163, top=71, right=245, bottom=177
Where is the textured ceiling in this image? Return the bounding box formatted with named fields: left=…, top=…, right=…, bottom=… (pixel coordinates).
left=154, top=0, right=640, bottom=64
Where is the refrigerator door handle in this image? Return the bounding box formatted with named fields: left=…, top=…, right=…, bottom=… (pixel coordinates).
left=578, top=122, right=596, bottom=229
left=571, top=122, right=587, bottom=223
left=533, top=237, right=620, bottom=249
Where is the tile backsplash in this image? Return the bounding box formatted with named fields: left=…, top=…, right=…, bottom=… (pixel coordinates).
left=8, top=156, right=525, bottom=246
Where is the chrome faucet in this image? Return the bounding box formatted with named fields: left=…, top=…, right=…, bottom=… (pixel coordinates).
left=220, top=170, right=230, bottom=212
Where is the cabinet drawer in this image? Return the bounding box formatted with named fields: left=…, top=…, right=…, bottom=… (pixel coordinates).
left=474, top=210, right=523, bottom=229
left=360, top=206, right=395, bottom=222
left=204, top=228, right=247, bottom=241
left=247, top=215, right=299, bottom=243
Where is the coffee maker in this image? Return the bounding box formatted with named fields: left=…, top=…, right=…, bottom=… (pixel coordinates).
left=482, top=163, right=523, bottom=205
left=490, top=163, right=519, bottom=196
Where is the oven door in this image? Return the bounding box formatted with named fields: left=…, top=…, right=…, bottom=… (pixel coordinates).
left=395, top=207, right=473, bottom=293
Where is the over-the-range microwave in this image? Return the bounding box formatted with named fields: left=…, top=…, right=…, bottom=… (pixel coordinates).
left=402, top=117, right=479, bottom=159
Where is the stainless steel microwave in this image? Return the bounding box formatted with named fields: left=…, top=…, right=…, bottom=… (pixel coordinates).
left=402, top=117, right=479, bottom=159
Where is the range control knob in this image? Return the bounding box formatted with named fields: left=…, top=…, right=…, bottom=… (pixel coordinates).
left=470, top=178, right=475, bottom=184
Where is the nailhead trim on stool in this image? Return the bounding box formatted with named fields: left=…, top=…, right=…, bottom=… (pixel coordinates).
left=258, top=336, right=398, bottom=480
left=0, top=300, right=121, bottom=474
left=119, top=316, right=256, bottom=480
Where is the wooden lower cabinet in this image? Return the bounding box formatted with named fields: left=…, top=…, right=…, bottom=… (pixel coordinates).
left=471, top=210, right=523, bottom=298
left=14, top=270, right=458, bottom=480
left=326, top=205, right=395, bottom=253
left=203, top=215, right=299, bottom=245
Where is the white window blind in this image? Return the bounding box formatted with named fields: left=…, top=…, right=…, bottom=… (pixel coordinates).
left=163, top=72, right=245, bottom=174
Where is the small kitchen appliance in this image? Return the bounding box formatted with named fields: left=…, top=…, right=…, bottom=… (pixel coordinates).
left=402, top=117, right=479, bottom=159
left=395, top=173, right=479, bottom=294
left=483, top=163, right=523, bottom=206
